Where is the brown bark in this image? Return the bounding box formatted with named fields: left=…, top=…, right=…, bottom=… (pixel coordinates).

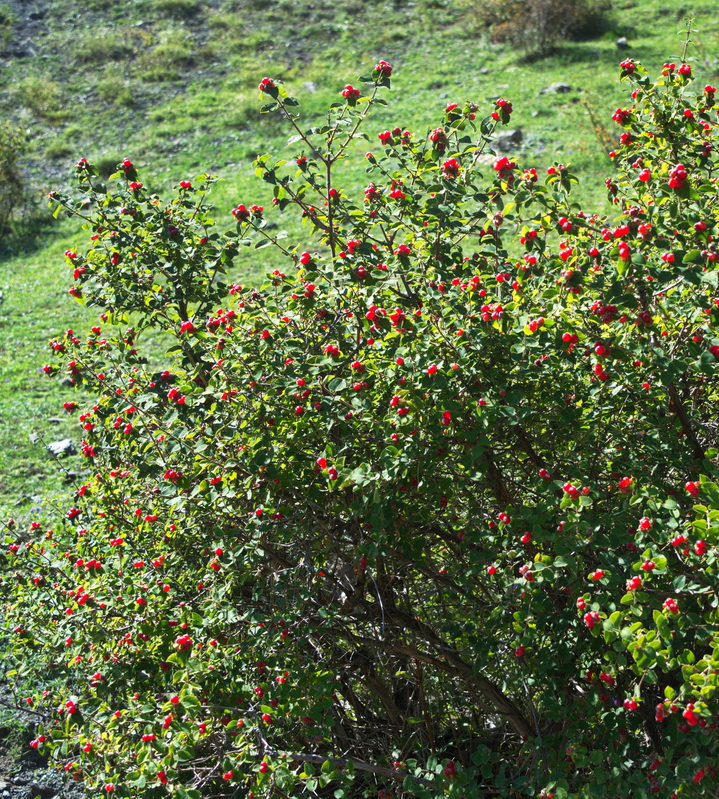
left=667, top=382, right=706, bottom=461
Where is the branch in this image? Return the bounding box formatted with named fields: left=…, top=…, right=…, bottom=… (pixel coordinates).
left=667, top=382, right=706, bottom=461
left=338, top=619, right=534, bottom=739
left=280, top=750, right=437, bottom=788
left=483, top=446, right=515, bottom=506
left=0, top=697, right=50, bottom=720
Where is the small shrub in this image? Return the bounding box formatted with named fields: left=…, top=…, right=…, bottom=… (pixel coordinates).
left=470, top=0, right=613, bottom=54
left=138, top=32, right=195, bottom=81
left=16, top=76, right=64, bottom=122
left=0, top=124, right=27, bottom=230
left=0, top=1, right=16, bottom=48
left=96, top=68, right=135, bottom=107
left=206, top=10, right=234, bottom=30
left=73, top=28, right=135, bottom=65
left=93, top=154, right=124, bottom=179
left=151, top=0, right=203, bottom=18
left=207, top=15, right=275, bottom=55
left=0, top=1, right=16, bottom=25
left=44, top=139, right=75, bottom=161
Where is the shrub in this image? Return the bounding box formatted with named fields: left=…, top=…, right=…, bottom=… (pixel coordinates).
left=73, top=28, right=136, bottom=65
left=44, top=139, right=76, bottom=161
left=0, top=124, right=27, bottom=231
left=0, top=1, right=15, bottom=26
left=3, top=59, right=719, bottom=798
left=93, top=154, right=126, bottom=179
left=96, top=68, right=136, bottom=107
left=151, top=0, right=204, bottom=18
left=0, top=1, right=17, bottom=49
left=138, top=32, right=196, bottom=81
left=16, top=76, right=65, bottom=122
left=470, top=0, right=613, bottom=55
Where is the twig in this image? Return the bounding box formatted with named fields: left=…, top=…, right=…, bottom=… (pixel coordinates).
left=271, top=750, right=437, bottom=788
left=0, top=697, right=49, bottom=719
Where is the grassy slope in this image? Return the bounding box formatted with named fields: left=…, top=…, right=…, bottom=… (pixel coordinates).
left=0, top=0, right=718, bottom=523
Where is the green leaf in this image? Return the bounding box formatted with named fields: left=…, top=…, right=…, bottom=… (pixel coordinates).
left=653, top=609, right=670, bottom=640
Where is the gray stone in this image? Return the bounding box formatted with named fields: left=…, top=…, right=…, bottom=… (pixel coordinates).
left=492, top=128, right=523, bottom=152
left=616, top=36, right=630, bottom=49
left=541, top=82, right=572, bottom=94
left=46, top=439, right=76, bottom=458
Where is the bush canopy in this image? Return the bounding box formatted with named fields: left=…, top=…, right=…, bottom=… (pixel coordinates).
left=3, top=55, right=719, bottom=799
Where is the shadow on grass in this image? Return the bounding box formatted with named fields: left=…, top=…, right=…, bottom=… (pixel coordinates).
left=0, top=211, right=59, bottom=261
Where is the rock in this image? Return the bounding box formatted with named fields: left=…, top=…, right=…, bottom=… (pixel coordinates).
left=24, top=782, right=56, bottom=798
left=28, top=432, right=39, bottom=443
left=616, top=36, right=630, bottom=49
left=303, top=81, right=317, bottom=93
left=541, top=82, right=572, bottom=94
left=47, top=417, right=62, bottom=424
left=492, top=128, right=523, bottom=152
left=46, top=439, right=76, bottom=458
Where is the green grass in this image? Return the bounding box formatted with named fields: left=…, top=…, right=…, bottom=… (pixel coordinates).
left=1, top=0, right=719, bottom=524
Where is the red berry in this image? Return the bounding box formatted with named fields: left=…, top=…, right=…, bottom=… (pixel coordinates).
left=685, top=481, right=700, bottom=496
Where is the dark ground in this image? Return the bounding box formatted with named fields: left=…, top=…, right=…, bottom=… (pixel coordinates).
left=0, top=687, right=84, bottom=799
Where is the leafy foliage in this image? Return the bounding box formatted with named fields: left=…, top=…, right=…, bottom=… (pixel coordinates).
left=2, top=57, right=719, bottom=798
left=0, top=124, right=28, bottom=232
left=472, top=0, right=613, bottom=54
